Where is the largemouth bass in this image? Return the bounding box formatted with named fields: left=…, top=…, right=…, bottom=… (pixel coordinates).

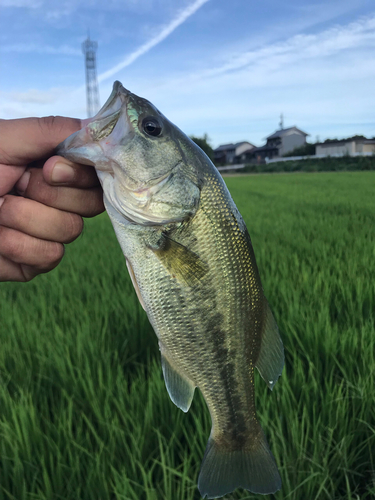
left=58, top=81, right=284, bottom=499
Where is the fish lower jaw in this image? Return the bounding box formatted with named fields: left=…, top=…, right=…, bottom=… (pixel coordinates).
left=96, top=170, right=149, bottom=225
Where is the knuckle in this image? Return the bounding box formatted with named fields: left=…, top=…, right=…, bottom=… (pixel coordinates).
left=42, top=187, right=60, bottom=207
left=64, top=213, right=84, bottom=242
left=1, top=195, right=29, bottom=226
left=0, top=144, right=13, bottom=164
left=0, top=225, right=25, bottom=260
left=0, top=225, right=64, bottom=273
left=41, top=242, right=64, bottom=269
left=40, top=115, right=56, bottom=128
left=27, top=169, right=59, bottom=206
left=38, top=116, right=81, bottom=141
left=20, top=267, right=35, bottom=282
left=0, top=195, right=10, bottom=219
left=0, top=194, right=11, bottom=209
left=38, top=115, right=61, bottom=134
left=83, top=187, right=105, bottom=217
left=38, top=116, right=58, bottom=137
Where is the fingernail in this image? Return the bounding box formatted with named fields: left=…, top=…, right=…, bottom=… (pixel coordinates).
left=17, top=171, right=31, bottom=195
left=51, top=162, right=75, bottom=184
left=0, top=197, right=4, bottom=209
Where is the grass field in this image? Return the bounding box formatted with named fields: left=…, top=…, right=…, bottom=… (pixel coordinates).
left=0, top=171, right=374, bottom=500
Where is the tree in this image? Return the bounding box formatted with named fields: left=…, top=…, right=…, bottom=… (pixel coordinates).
left=190, top=133, right=214, bottom=161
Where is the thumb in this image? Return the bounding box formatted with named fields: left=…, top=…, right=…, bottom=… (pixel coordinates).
left=0, top=116, right=82, bottom=166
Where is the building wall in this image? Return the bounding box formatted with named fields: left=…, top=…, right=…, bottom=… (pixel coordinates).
left=235, top=143, right=254, bottom=156
left=279, top=133, right=306, bottom=156
left=214, top=148, right=235, bottom=164
left=226, top=149, right=236, bottom=163
left=316, top=141, right=355, bottom=156
left=363, top=143, right=375, bottom=153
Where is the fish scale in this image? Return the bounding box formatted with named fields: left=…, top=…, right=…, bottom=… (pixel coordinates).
left=58, top=80, right=284, bottom=499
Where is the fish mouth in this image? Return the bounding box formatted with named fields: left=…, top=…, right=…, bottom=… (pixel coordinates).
left=84, top=81, right=129, bottom=143
left=56, top=81, right=131, bottom=166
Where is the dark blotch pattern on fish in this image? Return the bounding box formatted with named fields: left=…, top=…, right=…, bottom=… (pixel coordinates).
left=206, top=312, right=248, bottom=446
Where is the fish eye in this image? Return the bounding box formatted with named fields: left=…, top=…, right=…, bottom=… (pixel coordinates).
left=142, top=117, right=162, bottom=137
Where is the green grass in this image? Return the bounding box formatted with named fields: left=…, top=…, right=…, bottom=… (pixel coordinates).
left=0, top=171, right=374, bottom=500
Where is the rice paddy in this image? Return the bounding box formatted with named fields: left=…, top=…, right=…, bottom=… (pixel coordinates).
left=0, top=171, right=374, bottom=500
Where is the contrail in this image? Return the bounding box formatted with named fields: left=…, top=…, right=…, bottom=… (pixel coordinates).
left=98, top=0, right=210, bottom=83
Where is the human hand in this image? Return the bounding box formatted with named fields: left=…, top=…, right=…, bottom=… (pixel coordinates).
left=0, top=116, right=104, bottom=282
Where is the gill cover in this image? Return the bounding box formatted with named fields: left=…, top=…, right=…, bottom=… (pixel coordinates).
left=57, top=81, right=201, bottom=225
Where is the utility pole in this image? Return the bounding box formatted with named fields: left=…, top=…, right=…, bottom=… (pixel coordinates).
left=279, top=113, right=284, bottom=130
left=82, top=35, right=100, bottom=118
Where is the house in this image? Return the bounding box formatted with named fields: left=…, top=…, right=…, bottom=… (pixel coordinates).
left=316, top=136, right=375, bottom=156
left=214, top=141, right=255, bottom=165
left=251, top=126, right=308, bottom=162
left=235, top=145, right=259, bottom=164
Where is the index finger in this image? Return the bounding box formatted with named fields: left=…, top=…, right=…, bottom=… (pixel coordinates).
left=0, top=116, right=81, bottom=166
left=0, top=164, right=27, bottom=196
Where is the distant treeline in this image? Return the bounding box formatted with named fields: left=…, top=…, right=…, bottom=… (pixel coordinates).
left=242, top=155, right=375, bottom=174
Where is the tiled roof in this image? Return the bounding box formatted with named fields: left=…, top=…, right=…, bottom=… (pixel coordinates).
left=266, top=126, right=308, bottom=140
left=214, top=141, right=254, bottom=152
left=214, top=143, right=235, bottom=152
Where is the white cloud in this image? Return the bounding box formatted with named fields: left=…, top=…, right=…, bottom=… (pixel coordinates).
left=105, top=12, right=375, bottom=104
left=97, top=0, right=210, bottom=82
left=0, top=43, right=81, bottom=55
left=181, top=14, right=375, bottom=83
left=9, top=88, right=69, bottom=104
left=0, top=87, right=86, bottom=120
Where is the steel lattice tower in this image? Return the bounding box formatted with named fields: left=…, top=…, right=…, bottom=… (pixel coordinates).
left=82, top=36, right=100, bottom=118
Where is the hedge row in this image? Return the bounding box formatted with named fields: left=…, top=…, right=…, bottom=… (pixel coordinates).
left=242, top=155, right=375, bottom=173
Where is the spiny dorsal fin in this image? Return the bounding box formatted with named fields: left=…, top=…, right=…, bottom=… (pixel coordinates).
left=255, top=301, right=284, bottom=390
left=151, top=233, right=208, bottom=287
left=160, top=349, right=195, bottom=413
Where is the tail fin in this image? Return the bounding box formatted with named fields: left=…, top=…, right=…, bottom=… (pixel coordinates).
left=198, top=429, right=281, bottom=499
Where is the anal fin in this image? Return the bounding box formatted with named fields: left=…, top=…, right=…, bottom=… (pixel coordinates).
left=255, top=301, right=284, bottom=390
left=160, top=349, right=195, bottom=413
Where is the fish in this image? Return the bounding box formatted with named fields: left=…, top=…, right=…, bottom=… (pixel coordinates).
left=57, top=81, right=284, bottom=499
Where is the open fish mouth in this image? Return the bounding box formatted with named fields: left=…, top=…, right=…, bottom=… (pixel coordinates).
left=56, top=81, right=131, bottom=167
left=84, top=81, right=129, bottom=143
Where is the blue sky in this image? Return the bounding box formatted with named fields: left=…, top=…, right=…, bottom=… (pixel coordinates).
left=0, top=0, right=374, bottom=147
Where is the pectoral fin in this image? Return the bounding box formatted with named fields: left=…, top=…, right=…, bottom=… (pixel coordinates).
left=255, top=301, right=284, bottom=390
left=160, top=351, right=195, bottom=412
left=150, top=234, right=208, bottom=287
